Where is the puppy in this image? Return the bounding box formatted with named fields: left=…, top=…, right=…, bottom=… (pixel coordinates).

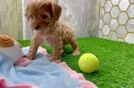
left=26, top=0, right=80, bottom=63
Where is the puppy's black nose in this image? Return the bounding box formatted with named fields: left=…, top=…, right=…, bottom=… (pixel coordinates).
left=34, top=25, right=40, bottom=30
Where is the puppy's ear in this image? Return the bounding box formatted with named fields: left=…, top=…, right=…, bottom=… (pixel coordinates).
left=40, top=2, right=61, bottom=21
left=51, top=3, right=62, bottom=21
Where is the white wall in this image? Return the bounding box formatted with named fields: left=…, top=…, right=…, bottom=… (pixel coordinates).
left=22, top=0, right=32, bottom=39
left=59, top=0, right=100, bottom=37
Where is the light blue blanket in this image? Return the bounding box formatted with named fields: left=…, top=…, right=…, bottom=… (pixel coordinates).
left=0, top=47, right=80, bottom=88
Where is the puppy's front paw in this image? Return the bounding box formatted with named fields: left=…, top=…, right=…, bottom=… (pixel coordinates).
left=72, top=49, right=80, bottom=56
left=26, top=55, right=34, bottom=60
left=48, top=55, right=61, bottom=63
left=51, top=59, right=61, bottom=64
left=15, top=57, right=31, bottom=66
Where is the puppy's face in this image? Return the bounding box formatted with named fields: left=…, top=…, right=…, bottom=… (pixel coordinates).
left=26, top=0, right=61, bottom=31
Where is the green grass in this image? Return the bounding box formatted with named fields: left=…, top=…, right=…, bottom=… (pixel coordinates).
left=19, top=38, right=134, bottom=88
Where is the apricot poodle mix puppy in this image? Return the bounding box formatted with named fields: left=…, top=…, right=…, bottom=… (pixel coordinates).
left=26, top=0, right=80, bottom=63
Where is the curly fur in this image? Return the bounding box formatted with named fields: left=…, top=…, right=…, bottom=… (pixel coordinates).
left=26, top=0, right=80, bottom=63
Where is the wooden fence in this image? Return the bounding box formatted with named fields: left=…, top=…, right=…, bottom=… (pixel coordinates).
left=0, top=0, right=23, bottom=39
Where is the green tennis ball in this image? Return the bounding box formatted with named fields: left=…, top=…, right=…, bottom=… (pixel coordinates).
left=78, top=53, right=99, bottom=73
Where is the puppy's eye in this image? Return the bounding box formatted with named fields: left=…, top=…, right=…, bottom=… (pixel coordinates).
left=30, top=15, right=33, bottom=19
left=41, top=15, right=47, bottom=20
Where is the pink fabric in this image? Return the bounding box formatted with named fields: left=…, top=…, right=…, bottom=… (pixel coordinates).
left=39, top=47, right=97, bottom=88
left=15, top=57, right=31, bottom=66
left=14, top=47, right=97, bottom=88
left=59, top=62, right=97, bottom=88
left=0, top=78, right=37, bottom=88
left=15, top=47, right=48, bottom=66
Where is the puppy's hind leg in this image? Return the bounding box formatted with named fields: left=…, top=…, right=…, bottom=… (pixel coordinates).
left=71, top=37, right=80, bottom=56
left=47, top=35, right=64, bottom=63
